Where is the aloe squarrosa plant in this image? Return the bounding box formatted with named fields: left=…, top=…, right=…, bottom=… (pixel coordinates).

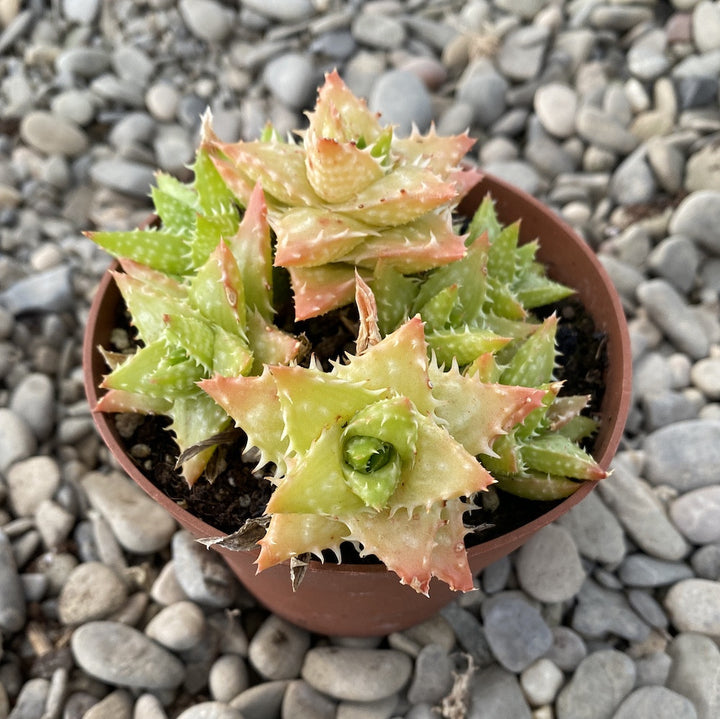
left=88, top=71, right=607, bottom=594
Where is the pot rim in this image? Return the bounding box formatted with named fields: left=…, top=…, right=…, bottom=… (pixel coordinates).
left=82, top=171, right=632, bottom=579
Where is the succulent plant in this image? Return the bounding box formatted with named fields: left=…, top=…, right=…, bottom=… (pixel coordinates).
left=87, top=157, right=301, bottom=483
left=203, top=70, right=483, bottom=320
left=87, top=70, right=608, bottom=594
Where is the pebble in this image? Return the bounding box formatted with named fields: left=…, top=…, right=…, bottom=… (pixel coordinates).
left=497, top=25, right=550, bottom=81
left=302, top=648, right=412, bottom=702
left=670, top=485, right=720, bottom=544
left=145, top=82, right=180, bottom=122
left=610, top=149, right=657, bottom=205
left=57, top=561, right=128, bottom=624
left=668, top=190, right=720, bottom=254
left=564, top=491, right=626, bottom=567
left=369, top=70, right=432, bottom=136
left=9, top=371, right=55, bottom=440
left=406, top=644, right=453, bottom=705
left=483, top=593, right=553, bottom=673
left=229, top=679, right=289, bottom=718
left=515, top=525, right=585, bottom=603
left=19, top=110, right=88, bottom=157
left=62, top=0, right=100, bottom=24
left=457, top=66, right=508, bottom=129
left=0, top=530, right=26, bottom=633
left=647, top=235, right=699, bottom=293
left=533, top=83, right=578, bottom=138
left=145, top=600, right=207, bottom=652
left=176, top=704, right=244, bottom=719
left=556, top=650, right=636, bottom=719
left=82, top=689, right=133, bottom=719
left=171, top=531, right=238, bottom=608
left=5, top=455, right=60, bottom=517
left=519, top=658, right=564, bottom=707
left=664, top=578, right=720, bottom=638
left=89, top=158, right=156, bottom=198
left=469, top=665, right=532, bottom=719
left=613, top=686, right=698, bottom=719
left=0, top=265, right=74, bottom=315
left=71, top=620, right=186, bottom=689
left=248, top=614, right=310, bottom=680
left=262, top=53, right=318, bottom=111
left=209, top=654, right=249, bottom=703
left=666, top=632, right=720, bottom=718
left=618, top=554, right=694, bottom=587
left=242, top=0, right=315, bottom=22
left=352, top=13, right=406, bottom=50
left=644, top=420, right=720, bottom=492
left=178, top=0, right=234, bottom=43
left=81, top=471, right=176, bottom=554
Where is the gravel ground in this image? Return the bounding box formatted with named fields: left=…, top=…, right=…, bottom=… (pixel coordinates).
left=2, top=0, right=720, bottom=717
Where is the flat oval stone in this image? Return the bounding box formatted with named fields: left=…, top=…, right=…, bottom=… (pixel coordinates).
left=81, top=471, right=176, bottom=553
left=58, top=561, right=128, bottom=625
left=302, top=647, right=412, bottom=702
left=556, top=650, right=636, bottom=719
left=248, top=614, right=311, bottom=680
left=664, top=578, right=720, bottom=638
left=613, top=686, right=697, bottom=719
left=20, top=111, right=88, bottom=157
left=669, top=190, right=720, bottom=254
left=644, top=420, right=720, bottom=492
left=71, top=621, right=185, bottom=689
left=666, top=632, right=720, bottom=717
left=670, top=485, right=720, bottom=544
left=144, top=601, right=207, bottom=652
left=516, top=525, right=586, bottom=603
left=176, top=703, right=244, bottom=719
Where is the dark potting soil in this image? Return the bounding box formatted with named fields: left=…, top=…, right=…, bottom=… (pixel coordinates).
left=111, top=295, right=607, bottom=560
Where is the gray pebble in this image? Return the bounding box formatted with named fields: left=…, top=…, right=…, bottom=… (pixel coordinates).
left=112, top=44, right=154, bottom=86
left=406, top=644, right=453, bottom=705
left=685, top=144, right=720, bottom=193
left=556, top=650, right=636, bottom=719
left=544, top=626, right=587, bottom=672
left=576, top=105, right=639, bottom=154
left=533, top=82, right=578, bottom=138
left=145, top=600, right=207, bottom=651
left=35, top=499, right=75, bottom=549
left=635, top=651, right=672, bottom=687
left=481, top=554, right=512, bottom=594
left=515, top=524, right=585, bottom=603
left=666, top=632, right=720, bottom=719
left=248, top=614, right=311, bottom=681
left=457, top=67, right=508, bottom=129
left=82, top=471, right=176, bottom=554
left=302, top=647, right=412, bottom=702
left=669, top=190, right=720, bottom=254
left=229, top=679, right=290, bottom=718
left=646, top=138, right=685, bottom=195
left=171, top=530, right=237, bottom=608
left=369, top=70, right=432, bottom=136
left=209, top=654, right=249, bottom=703
left=0, top=530, right=26, bottom=633
left=5, top=455, right=60, bottom=516
left=133, top=694, right=169, bottom=719
left=637, top=278, right=709, bottom=359
left=691, top=543, right=720, bottom=579
left=572, top=578, right=651, bottom=642
left=557, top=490, right=627, bottom=565
left=693, top=0, right=720, bottom=52
left=664, top=578, right=720, bottom=638
left=176, top=703, right=244, bottom=719
left=519, top=657, right=564, bottom=707
left=178, top=0, right=234, bottom=43
left=352, top=13, right=406, bottom=50
left=109, top=112, right=157, bottom=150
left=7, top=677, right=49, bottom=719
left=336, top=695, right=398, bottom=719
left=154, top=125, right=194, bottom=175
left=262, top=53, right=317, bottom=111
left=670, top=485, right=720, bottom=544
left=468, top=665, right=532, bottom=719
left=618, top=554, right=694, bottom=587
left=55, top=47, right=111, bottom=78
left=647, top=235, right=699, bottom=293
left=691, top=357, right=720, bottom=400
left=71, top=620, right=185, bottom=689
left=89, top=159, right=156, bottom=198
left=62, top=0, right=101, bottom=24
left=20, top=110, right=88, bottom=157
left=0, top=265, right=74, bottom=316
left=483, top=593, right=553, bottom=673
left=610, top=149, right=657, bottom=205
left=440, top=603, right=493, bottom=665
left=613, top=686, right=698, bottom=719
left=282, top=680, right=336, bottom=719
left=82, top=689, right=133, bottom=719
left=497, top=25, right=550, bottom=81
left=58, top=561, right=128, bottom=625
left=145, top=82, right=180, bottom=122
left=242, top=0, right=315, bottom=22
left=644, top=420, right=720, bottom=492
left=482, top=160, right=540, bottom=196
left=9, top=372, right=55, bottom=440
left=50, top=89, right=96, bottom=126
left=627, top=589, right=669, bottom=630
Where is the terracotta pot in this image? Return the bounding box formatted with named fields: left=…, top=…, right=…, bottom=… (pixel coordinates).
left=83, top=173, right=632, bottom=637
